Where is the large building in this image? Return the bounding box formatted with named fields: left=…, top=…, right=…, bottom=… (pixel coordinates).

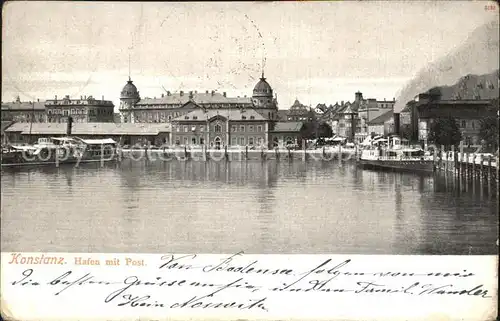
left=1, top=95, right=115, bottom=123
left=1, top=96, right=46, bottom=123
left=402, top=70, right=499, bottom=145
left=119, top=73, right=279, bottom=124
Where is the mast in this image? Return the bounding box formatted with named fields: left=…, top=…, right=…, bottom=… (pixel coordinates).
left=29, top=100, right=34, bottom=144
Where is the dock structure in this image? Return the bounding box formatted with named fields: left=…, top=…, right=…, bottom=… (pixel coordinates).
left=433, top=150, right=499, bottom=188
left=119, top=145, right=358, bottom=162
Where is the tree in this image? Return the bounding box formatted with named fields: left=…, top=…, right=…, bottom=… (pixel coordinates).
left=479, top=98, right=499, bottom=152
left=427, top=117, right=462, bottom=149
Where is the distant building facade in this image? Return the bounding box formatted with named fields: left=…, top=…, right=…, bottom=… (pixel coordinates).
left=1, top=95, right=114, bottom=124
left=1, top=96, right=46, bottom=123
left=118, top=73, right=279, bottom=124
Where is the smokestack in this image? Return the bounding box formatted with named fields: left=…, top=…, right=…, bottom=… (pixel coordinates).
left=67, top=116, right=73, bottom=136
left=393, top=113, right=400, bottom=136
left=180, top=91, right=184, bottom=96
left=223, top=92, right=226, bottom=97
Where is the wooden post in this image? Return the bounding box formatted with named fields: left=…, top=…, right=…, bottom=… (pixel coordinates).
left=245, top=145, right=248, bottom=160
left=487, top=156, right=492, bottom=185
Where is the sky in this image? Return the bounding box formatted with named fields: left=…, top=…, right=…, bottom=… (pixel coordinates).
left=2, top=1, right=499, bottom=112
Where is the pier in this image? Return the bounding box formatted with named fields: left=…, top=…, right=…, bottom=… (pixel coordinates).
left=433, top=151, right=499, bottom=188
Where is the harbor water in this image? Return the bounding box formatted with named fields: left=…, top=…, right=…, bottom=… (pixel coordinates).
left=1, top=159, right=498, bottom=254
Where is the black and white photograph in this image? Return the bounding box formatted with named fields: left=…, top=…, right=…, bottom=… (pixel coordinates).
left=1, top=1, right=499, bottom=319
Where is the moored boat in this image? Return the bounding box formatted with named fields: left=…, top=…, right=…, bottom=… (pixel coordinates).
left=1, top=136, right=119, bottom=167
left=358, top=135, right=434, bottom=173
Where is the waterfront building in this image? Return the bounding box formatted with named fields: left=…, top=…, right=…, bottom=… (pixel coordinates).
left=268, top=122, right=305, bottom=147
left=45, top=95, right=115, bottom=123
left=118, top=73, right=279, bottom=124
left=171, top=108, right=268, bottom=148
left=1, top=95, right=115, bottom=124
left=4, top=122, right=171, bottom=146
left=1, top=96, right=46, bottom=123
left=406, top=70, right=499, bottom=145
left=367, top=110, right=395, bottom=136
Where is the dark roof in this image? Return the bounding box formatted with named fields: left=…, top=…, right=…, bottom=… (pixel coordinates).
left=121, top=79, right=140, bottom=99
left=367, top=110, right=394, bottom=125
left=253, top=76, right=273, bottom=97
left=271, top=122, right=304, bottom=133
left=276, top=110, right=288, bottom=121
left=5, top=123, right=172, bottom=135
left=1, top=101, right=46, bottom=110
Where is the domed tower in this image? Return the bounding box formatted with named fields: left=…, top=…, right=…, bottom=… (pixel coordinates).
left=252, top=72, right=278, bottom=120
left=119, top=77, right=140, bottom=123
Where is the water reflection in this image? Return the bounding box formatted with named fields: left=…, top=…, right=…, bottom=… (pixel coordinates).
left=1, top=160, right=497, bottom=254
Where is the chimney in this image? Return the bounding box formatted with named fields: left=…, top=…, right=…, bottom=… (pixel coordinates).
left=393, top=97, right=395, bottom=101
left=55, top=95, right=58, bottom=101
left=384, top=98, right=386, bottom=101
left=341, top=100, right=344, bottom=106
left=211, top=90, right=215, bottom=96
left=189, top=91, right=193, bottom=98
left=355, top=91, right=363, bottom=102
left=223, top=92, right=226, bottom=97
left=206, top=90, right=209, bottom=94
left=37, top=98, right=39, bottom=102
left=102, top=95, right=104, bottom=100
left=180, top=91, right=184, bottom=96
left=161, top=93, right=164, bottom=98
left=167, top=91, right=171, bottom=96
left=393, top=113, right=400, bottom=136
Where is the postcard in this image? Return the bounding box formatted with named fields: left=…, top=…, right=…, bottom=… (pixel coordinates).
left=1, top=1, right=499, bottom=320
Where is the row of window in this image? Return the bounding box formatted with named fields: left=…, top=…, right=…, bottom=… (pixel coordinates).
left=174, top=136, right=265, bottom=146
left=174, top=124, right=264, bottom=133
left=460, top=120, right=477, bottom=129
left=47, top=109, right=113, bottom=116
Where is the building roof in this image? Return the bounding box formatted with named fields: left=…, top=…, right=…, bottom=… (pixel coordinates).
left=172, top=108, right=266, bottom=121
left=1, top=121, right=14, bottom=132
left=367, top=110, right=394, bottom=125
left=1, top=101, right=46, bottom=110
left=121, top=79, right=140, bottom=100
left=5, top=122, right=171, bottom=136
left=253, top=75, right=273, bottom=97
left=135, top=92, right=252, bottom=107
left=276, top=110, right=289, bottom=121
left=271, top=122, right=304, bottom=133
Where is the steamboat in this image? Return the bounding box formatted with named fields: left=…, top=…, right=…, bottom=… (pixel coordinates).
left=1, top=117, right=118, bottom=167
left=358, top=135, right=434, bottom=173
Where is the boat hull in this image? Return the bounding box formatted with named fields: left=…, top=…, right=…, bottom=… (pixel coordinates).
left=358, top=159, right=434, bottom=173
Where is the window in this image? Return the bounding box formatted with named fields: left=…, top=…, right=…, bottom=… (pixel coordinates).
left=183, top=137, right=188, bottom=145
left=239, top=137, right=245, bottom=145
left=175, top=138, right=180, bottom=145
left=257, top=137, right=263, bottom=145
left=248, top=137, right=254, bottom=145
left=242, top=116, right=246, bottom=120
left=250, top=116, right=255, bottom=120
left=200, top=138, right=205, bottom=145
left=200, top=125, right=205, bottom=132
left=168, top=115, right=172, bottom=120
left=240, top=125, right=245, bottom=132
left=249, top=125, right=254, bottom=132
left=257, top=125, right=262, bottom=132
left=231, top=125, right=237, bottom=132
left=215, top=124, right=222, bottom=133
left=193, top=116, right=198, bottom=120
left=471, top=121, right=475, bottom=129
left=231, top=137, right=237, bottom=146
left=461, top=120, right=466, bottom=128
left=185, top=116, right=189, bottom=119
left=48, top=110, right=52, bottom=115
left=191, top=137, right=197, bottom=144
left=184, top=126, right=188, bottom=132
left=176, top=126, right=180, bottom=132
